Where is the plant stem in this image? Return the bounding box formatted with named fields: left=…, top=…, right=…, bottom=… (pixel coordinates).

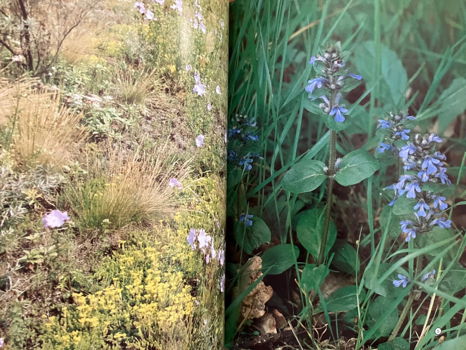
left=318, top=130, right=336, bottom=265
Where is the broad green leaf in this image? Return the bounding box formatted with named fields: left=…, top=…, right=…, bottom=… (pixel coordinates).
left=364, top=263, right=392, bottom=296
left=296, top=208, right=336, bottom=259
left=261, top=244, right=299, bottom=275
left=366, top=296, right=399, bottom=339
left=234, top=217, right=271, bottom=254
left=282, top=159, right=327, bottom=194
left=325, top=285, right=360, bottom=313
left=440, top=263, right=466, bottom=295
left=378, top=337, right=410, bottom=350
left=331, top=240, right=360, bottom=275
left=300, top=264, right=329, bottom=292
left=415, top=227, right=455, bottom=256
left=392, top=196, right=416, bottom=216
left=434, top=335, right=466, bottom=350
left=437, top=78, right=466, bottom=133
left=334, top=149, right=379, bottom=186
left=354, top=41, right=408, bottom=106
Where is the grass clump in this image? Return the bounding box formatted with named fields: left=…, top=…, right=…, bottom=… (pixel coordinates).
left=63, top=143, right=189, bottom=231
left=0, top=80, right=86, bottom=169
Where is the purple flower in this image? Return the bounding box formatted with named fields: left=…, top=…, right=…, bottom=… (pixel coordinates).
left=197, top=229, right=211, bottom=250
left=305, top=77, right=327, bottom=95
left=393, top=274, right=409, bottom=288
left=329, top=105, right=348, bottom=123
left=414, top=200, right=431, bottom=217
left=207, top=103, right=213, bottom=111
left=377, top=142, right=392, bottom=153
left=428, top=133, right=442, bottom=144
left=145, top=9, right=155, bottom=20
left=195, top=134, right=205, bottom=147
left=239, top=157, right=253, bottom=171
left=170, top=0, right=183, bottom=13
left=217, top=248, right=225, bottom=266
left=134, top=1, right=145, bottom=13
left=187, top=229, right=197, bottom=249
left=395, top=128, right=411, bottom=141
left=430, top=217, right=452, bottom=229
left=168, top=178, right=183, bottom=189
left=405, top=181, right=422, bottom=199
left=378, top=119, right=392, bottom=129
left=244, top=134, right=259, bottom=142
left=422, top=156, right=441, bottom=176
left=421, top=269, right=436, bottom=281
left=193, top=73, right=206, bottom=96
left=435, top=167, right=451, bottom=185
left=400, top=220, right=417, bottom=241
left=405, top=115, right=416, bottom=121
left=239, top=214, right=254, bottom=227
left=185, top=64, right=192, bottom=71
left=42, top=210, right=70, bottom=229
left=348, top=73, right=362, bottom=80
left=0, top=338, right=4, bottom=348
left=432, top=196, right=448, bottom=211
left=399, top=144, right=416, bottom=162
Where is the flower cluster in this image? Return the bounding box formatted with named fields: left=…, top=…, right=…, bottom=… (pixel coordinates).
left=389, top=133, right=452, bottom=242
left=306, top=45, right=362, bottom=123
left=227, top=114, right=262, bottom=171
left=192, top=0, right=206, bottom=33
left=377, top=112, right=416, bottom=153
left=42, top=210, right=70, bottom=229
left=134, top=2, right=155, bottom=21
left=193, top=72, right=207, bottom=96
left=187, top=228, right=224, bottom=265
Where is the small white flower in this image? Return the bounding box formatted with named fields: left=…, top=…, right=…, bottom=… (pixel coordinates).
left=435, top=328, right=442, bottom=336
left=185, top=64, right=192, bottom=72
left=153, top=0, right=164, bottom=4
left=145, top=9, right=155, bottom=20
left=170, top=0, right=182, bottom=14
left=193, top=73, right=206, bottom=96
left=207, top=103, right=212, bottom=111
left=215, top=85, right=221, bottom=95
left=195, top=134, right=205, bottom=148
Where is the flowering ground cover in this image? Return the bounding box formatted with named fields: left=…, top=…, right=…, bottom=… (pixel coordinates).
left=0, top=0, right=227, bottom=348
left=227, top=1, right=466, bottom=349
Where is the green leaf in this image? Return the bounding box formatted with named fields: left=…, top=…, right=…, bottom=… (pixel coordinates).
left=300, top=264, right=329, bottom=292
left=433, top=335, right=466, bottom=350
left=261, top=244, right=299, bottom=275
left=437, top=78, right=466, bottom=133
left=334, top=149, right=379, bottom=186
left=379, top=206, right=401, bottom=238
left=234, top=217, right=271, bottom=254
left=282, top=159, right=327, bottom=194
left=440, top=263, right=466, bottom=295
left=378, top=337, right=410, bottom=350
left=392, top=196, right=416, bottom=216
left=415, top=227, right=455, bottom=256
left=364, top=263, right=392, bottom=296
left=325, top=285, right=360, bottom=313
left=331, top=240, right=360, bottom=275
left=366, top=296, right=399, bottom=339
left=354, top=41, right=408, bottom=106
left=296, top=208, right=336, bottom=259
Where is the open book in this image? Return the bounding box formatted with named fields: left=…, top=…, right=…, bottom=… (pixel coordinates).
left=0, top=1, right=465, bottom=349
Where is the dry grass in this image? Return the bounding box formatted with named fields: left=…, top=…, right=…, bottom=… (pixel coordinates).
left=64, top=141, right=191, bottom=231
left=113, top=67, right=159, bottom=106
left=0, top=79, right=86, bottom=168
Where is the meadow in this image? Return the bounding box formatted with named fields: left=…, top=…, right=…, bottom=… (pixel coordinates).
left=0, top=0, right=227, bottom=349
left=227, top=1, right=466, bottom=349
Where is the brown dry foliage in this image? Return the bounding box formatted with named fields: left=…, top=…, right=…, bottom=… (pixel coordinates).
left=0, top=78, right=86, bottom=168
